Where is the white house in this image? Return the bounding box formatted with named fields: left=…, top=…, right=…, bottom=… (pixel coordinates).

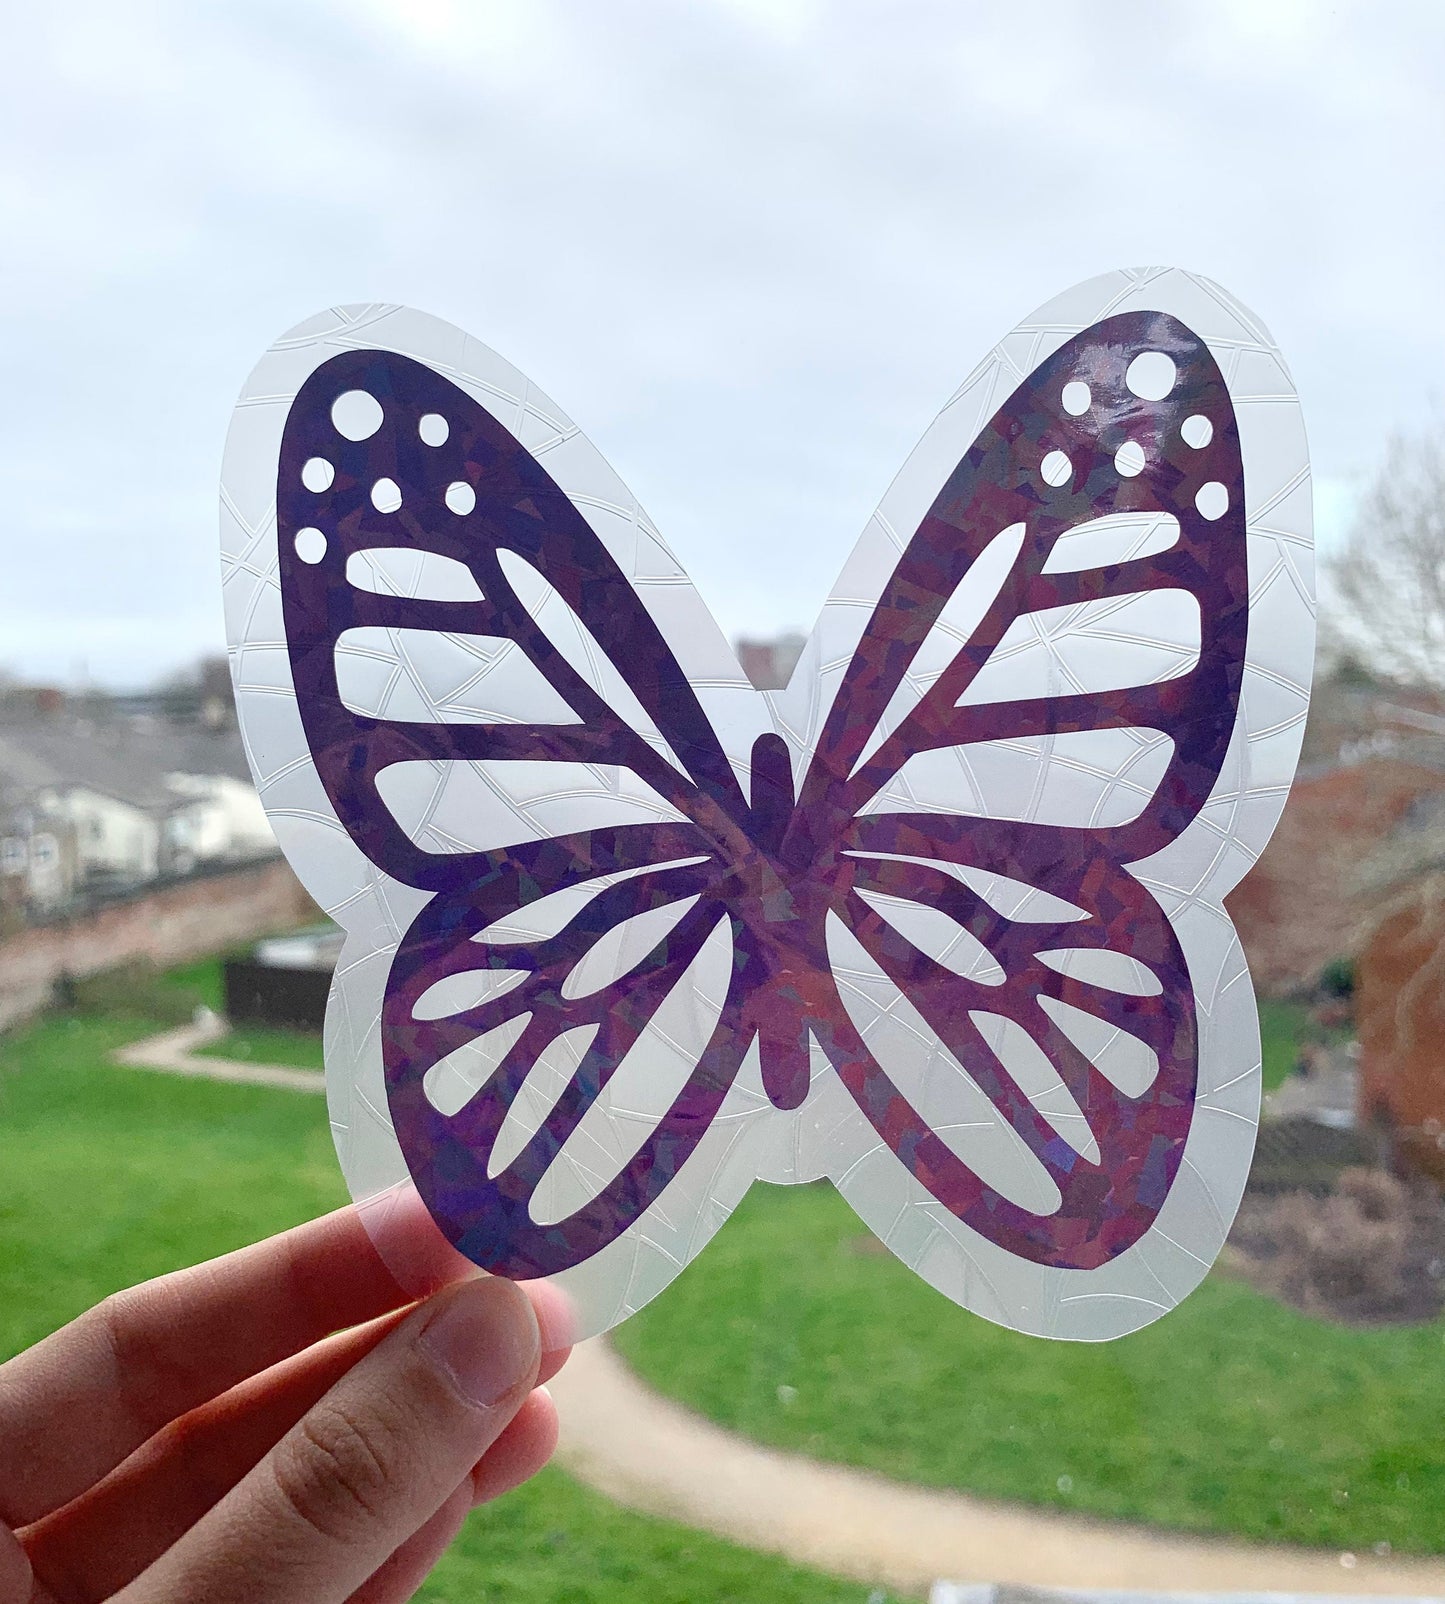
left=0, top=719, right=277, bottom=903
left=39, top=784, right=163, bottom=884
left=164, top=772, right=276, bottom=869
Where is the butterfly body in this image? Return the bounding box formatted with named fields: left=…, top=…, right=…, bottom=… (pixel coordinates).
left=223, top=273, right=1313, bottom=1339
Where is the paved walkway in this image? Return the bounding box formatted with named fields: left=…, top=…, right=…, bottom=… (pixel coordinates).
left=112, top=1016, right=326, bottom=1093
left=548, top=1338, right=1445, bottom=1601
left=112, top=1024, right=1445, bottom=1600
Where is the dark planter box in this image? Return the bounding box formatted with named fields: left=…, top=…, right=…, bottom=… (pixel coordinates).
left=222, top=957, right=331, bottom=1033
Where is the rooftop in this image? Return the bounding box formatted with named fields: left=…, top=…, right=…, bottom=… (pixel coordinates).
left=0, top=718, right=253, bottom=816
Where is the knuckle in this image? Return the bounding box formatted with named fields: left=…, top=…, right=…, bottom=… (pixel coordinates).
left=269, top=1397, right=406, bottom=1544
left=87, top=1290, right=160, bottom=1411
left=88, top=1285, right=179, bottom=1417
left=88, top=1288, right=135, bottom=1371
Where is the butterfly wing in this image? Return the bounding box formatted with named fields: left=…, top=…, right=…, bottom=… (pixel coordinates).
left=776, top=269, right=1311, bottom=1336
left=221, top=306, right=776, bottom=1319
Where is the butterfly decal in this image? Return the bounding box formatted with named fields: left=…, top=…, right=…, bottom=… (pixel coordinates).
left=221, top=271, right=1313, bottom=1340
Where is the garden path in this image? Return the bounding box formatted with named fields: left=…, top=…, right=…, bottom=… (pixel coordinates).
left=114, top=1024, right=1445, bottom=1601
left=549, top=1336, right=1445, bottom=1600
left=112, top=1015, right=326, bottom=1093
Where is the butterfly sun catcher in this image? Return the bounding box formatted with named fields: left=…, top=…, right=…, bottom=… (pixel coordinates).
left=220, top=269, right=1313, bottom=1341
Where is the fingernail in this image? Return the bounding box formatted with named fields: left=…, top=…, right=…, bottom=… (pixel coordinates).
left=419, top=1279, right=538, bottom=1410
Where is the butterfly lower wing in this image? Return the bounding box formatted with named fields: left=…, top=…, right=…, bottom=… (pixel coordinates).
left=223, top=306, right=771, bottom=1301
left=824, top=835, right=1194, bottom=1269
left=785, top=270, right=1311, bottom=1333
left=383, top=835, right=746, bottom=1277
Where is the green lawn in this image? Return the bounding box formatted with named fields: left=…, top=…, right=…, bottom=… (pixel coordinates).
left=6, top=959, right=1398, bottom=1583
left=196, top=1025, right=327, bottom=1072
left=615, top=1182, right=1445, bottom=1555
left=0, top=1000, right=880, bottom=1603
left=1259, top=997, right=1344, bottom=1092
left=1259, top=997, right=1307, bottom=1091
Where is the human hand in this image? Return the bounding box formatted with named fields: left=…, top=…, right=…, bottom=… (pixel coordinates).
left=0, top=1205, right=572, bottom=1603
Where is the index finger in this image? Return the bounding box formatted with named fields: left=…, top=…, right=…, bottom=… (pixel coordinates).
left=0, top=1203, right=417, bottom=1526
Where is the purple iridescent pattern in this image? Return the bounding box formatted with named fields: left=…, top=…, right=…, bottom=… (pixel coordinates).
left=277, top=311, right=1246, bottom=1280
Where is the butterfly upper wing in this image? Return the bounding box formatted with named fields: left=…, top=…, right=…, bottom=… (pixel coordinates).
left=228, top=310, right=772, bottom=1288
left=783, top=271, right=1311, bottom=1324
left=277, top=345, right=746, bottom=886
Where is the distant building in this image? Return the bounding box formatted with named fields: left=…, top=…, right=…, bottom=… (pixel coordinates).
left=1227, top=756, right=1445, bottom=993
left=0, top=718, right=274, bottom=913
left=163, top=772, right=276, bottom=873
left=1299, top=675, right=1445, bottom=771
left=736, top=632, right=806, bottom=692
left=0, top=795, right=76, bottom=921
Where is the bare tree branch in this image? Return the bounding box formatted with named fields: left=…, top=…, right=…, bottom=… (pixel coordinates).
left=1327, top=424, right=1445, bottom=688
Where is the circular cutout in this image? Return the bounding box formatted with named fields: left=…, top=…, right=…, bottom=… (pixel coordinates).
left=1125, top=351, right=1177, bottom=401
left=1040, top=450, right=1073, bottom=488
left=1061, top=380, right=1091, bottom=417
left=332, top=390, right=383, bottom=441
left=371, top=477, right=402, bottom=514
left=419, top=413, right=449, bottom=447
left=1196, top=481, right=1229, bottom=521
left=1114, top=440, right=1146, bottom=478
left=1181, top=413, right=1214, bottom=450
left=445, top=481, right=476, bottom=515
left=294, top=527, right=327, bottom=564
left=301, top=457, right=335, bottom=492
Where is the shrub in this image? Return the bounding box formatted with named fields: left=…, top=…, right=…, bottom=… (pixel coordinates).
left=1318, top=955, right=1356, bottom=999
left=1267, top=1168, right=1412, bottom=1317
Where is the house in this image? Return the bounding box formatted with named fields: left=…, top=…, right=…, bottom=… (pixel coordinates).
left=0, top=717, right=274, bottom=910
left=1226, top=755, right=1445, bottom=993
left=163, top=772, right=276, bottom=872
left=0, top=796, right=77, bottom=921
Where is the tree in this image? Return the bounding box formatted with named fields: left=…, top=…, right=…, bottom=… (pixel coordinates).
left=1328, top=425, right=1445, bottom=688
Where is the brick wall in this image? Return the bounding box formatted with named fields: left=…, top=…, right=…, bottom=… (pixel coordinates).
left=0, top=857, right=317, bottom=1030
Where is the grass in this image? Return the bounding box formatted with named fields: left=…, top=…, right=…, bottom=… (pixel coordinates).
left=7, top=955, right=1395, bottom=1581
left=196, top=1025, right=326, bottom=1071
left=0, top=997, right=880, bottom=1603
left=1259, top=996, right=1348, bottom=1092
left=615, top=1182, right=1445, bottom=1555
left=1259, top=997, right=1312, bottom=1091
left=63, top=956, right=226, bottom=1025
left=420, top=1466, right=875, bottom=1604
left=0, top=1014, right=343, bottom=1352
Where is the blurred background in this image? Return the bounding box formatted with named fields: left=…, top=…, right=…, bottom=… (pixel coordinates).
left=2, top=4, right=1445, bottom=1602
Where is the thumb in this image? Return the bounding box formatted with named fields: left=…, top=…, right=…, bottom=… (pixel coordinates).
left=119, top=1276, right=540, bottom=1604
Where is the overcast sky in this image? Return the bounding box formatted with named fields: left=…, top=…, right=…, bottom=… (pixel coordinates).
left=2, top=0, right=1442, bottom=687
